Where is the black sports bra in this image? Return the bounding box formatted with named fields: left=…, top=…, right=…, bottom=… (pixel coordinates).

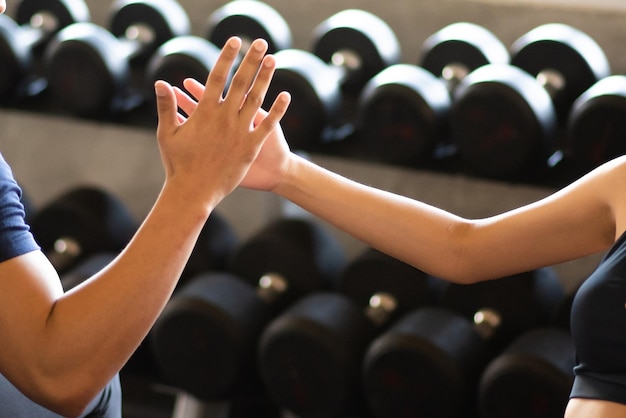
left=570, top=229, right=626, bottom=404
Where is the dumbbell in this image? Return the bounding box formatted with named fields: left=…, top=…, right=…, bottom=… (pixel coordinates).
left=29, top=185, right=138, bottom=274
left=179, top=210, right=239, bottom=283
left=361, top=268, right=565, bottom=418
left=450, top=23, right=610, bottom=180
left=206, top=0, right=291, bottom=54
left=0, top=0, right=89, bottom=100
left=257, top=248, right=436, bottom=418
left=566, top=75, right=626, bottom=173
left=150, top=218, right=345, bottom=401
left=263, top=9, right=401, bottom=151
left=479, top=327, right=575, bottom=418
left=356, top=22, right=509, bottom=166
left=145, top=1, right=291, bottom=98
left=44, top=0, right=190, bottom=117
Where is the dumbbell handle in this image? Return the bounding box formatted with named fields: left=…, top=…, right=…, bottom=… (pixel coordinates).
left=473, top=307, right=502, bottom=340
left=46, top=237, right=82, bottom=272
left=365, top=292, right=398, bottom=327
left=256, top=272, right=289, bottom=304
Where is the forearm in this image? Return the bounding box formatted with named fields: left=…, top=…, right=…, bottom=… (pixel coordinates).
left=38, top=184, right=211, bottom=410
left=274, top=155, right=472, bottom=281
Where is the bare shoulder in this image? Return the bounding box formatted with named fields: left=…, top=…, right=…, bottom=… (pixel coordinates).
left=584, top=156, right=626, bottom=239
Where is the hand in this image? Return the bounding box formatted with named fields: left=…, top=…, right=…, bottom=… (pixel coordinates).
left=153, top=37, right=291, bottom=209
left=176, top=78, right=293, bottom=193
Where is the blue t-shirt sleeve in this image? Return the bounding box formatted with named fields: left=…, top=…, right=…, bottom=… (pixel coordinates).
left=0, top=153, right=40, bottom=263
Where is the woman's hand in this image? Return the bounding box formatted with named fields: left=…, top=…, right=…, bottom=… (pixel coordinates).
left=153, top=37, right=291, bottom=209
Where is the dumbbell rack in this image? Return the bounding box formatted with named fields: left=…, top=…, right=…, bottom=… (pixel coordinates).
left=4, top=0, right=626, bottom=416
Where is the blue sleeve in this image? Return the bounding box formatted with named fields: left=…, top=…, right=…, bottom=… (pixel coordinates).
left=0, top=153, right=40, bottom=263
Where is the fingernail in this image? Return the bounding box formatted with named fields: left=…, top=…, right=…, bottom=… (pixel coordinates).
left=155, top=81, right=168, bottom=97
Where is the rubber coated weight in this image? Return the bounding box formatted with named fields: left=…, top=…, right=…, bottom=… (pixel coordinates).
left=361, top=268, right=565, bottom=418
left=145, top=36, right=223, bottom=94
left=479, top=328, right=575, bottom=418
left=511, top=23, right=610, bottom=125
left=311, top=9, right=401, bottom=94
left=180, top=210, right=239, bottom=282
left=357, top=64, right=451, bottom=165
left=263, top=10, right=401, bottom=151
left=29, top=186, right=138, bottom=273
left=357, top=23, right=508, bottom=166
left=258, top=248, right=435, bottom=418
left=206, top=0, right=291, bottom=54
left=151, top=218, right=345, bottom=401
left=421, top=22, right=510, bottom=91
left=451, top=64, right=557, bottom=179
left=452, top=24, right=610, bottom=180
left=45, top=0, right=190, bottom=116
left=567, top=75, right=626, bottom=172
left=0, top=0, right=89, bottom=99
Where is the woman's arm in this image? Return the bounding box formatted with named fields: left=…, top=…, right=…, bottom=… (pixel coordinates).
left=177, top=79, right=619, bottom=284
left=269, top=153, right=618, bottom=282
left=0, top=37, right=290, bottom=417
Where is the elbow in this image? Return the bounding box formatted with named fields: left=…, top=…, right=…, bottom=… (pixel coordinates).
left=436, top=219, right=487, bottom=285
left=18, top=371, right=105, bottom=417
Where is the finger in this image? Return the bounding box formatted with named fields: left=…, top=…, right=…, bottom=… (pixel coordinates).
left=239, top=54, right=276, bottom=123
left=224, top=38, right=268, bottom=106
left=202, top=37, right=242, bottom=105
left=182, top=78, right=205, bottom=103
left=174, top=86, right=198, bottom=117
left=253, top=91, right=291, bottom=139
left=154, top=80, right=178, bottom=134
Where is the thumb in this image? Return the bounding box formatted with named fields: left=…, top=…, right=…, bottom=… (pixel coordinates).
left=154, top=80, right=178, bottom=133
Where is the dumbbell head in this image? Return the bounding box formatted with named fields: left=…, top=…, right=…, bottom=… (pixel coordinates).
left=440, top=267, right=565, bottom=349
left=152, top=272, right=274, bottom=400
left=311, top=9, right=401, bottom=94
left=356, top=63, right=451, bottom=165
left=420, top=22, right=509, bottom=90
left=29, top=186, right=137, bottom=273
left=45, top=0, right=189, bottom=116
left=230, top=218, right=346, bottom=309
left=363, top=307, right=491, bottom=418
left=479, top=328, right=575, bottom=418
left=258, top=249, right=434, bottom=418
left=145, top=36, right=222, bottom=94
left=0, top=0, right=89, bottom=99
left=567, top=75, right=626, bottom=172
left=511, top=23, right=610, bottom=125
left=361, top=268, right=565, bottom=418
left=451, top=63, right=557, bottom=178
left=263, top=48, right=343, bottom=150
left=151, top=218, right=345, bottom=401
left=180, top=210, right=239, bottom=281
left=206, top=0, right=291, bottom=54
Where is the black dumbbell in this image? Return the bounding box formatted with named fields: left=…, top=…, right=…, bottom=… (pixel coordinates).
left=29, top=185, right=138, bottom=274
left=206, top=0, right=291, bottom=54
left=150, top=218, right=345, bottom=401
left=566, top=75, right=626, bottom=173
left=479, top=327, right=575, bottom=418
left=361, top=268, right=565, bottom=418
left=179, top=210, right=239, bottom=283
left=263, top=9, right=401, bottom=151
left=0, top=0, right=89, bottom=100
left=450, top=23, right=610, bottom=180
left=356, top=22, right=509, bottom=166
left=145, top=1, right=291, bottom=97
left=59, top=252, right=116, bottom=291
left=44, top=0, right=190, bottom=117
left=257, top=248, right=436, bottom=418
